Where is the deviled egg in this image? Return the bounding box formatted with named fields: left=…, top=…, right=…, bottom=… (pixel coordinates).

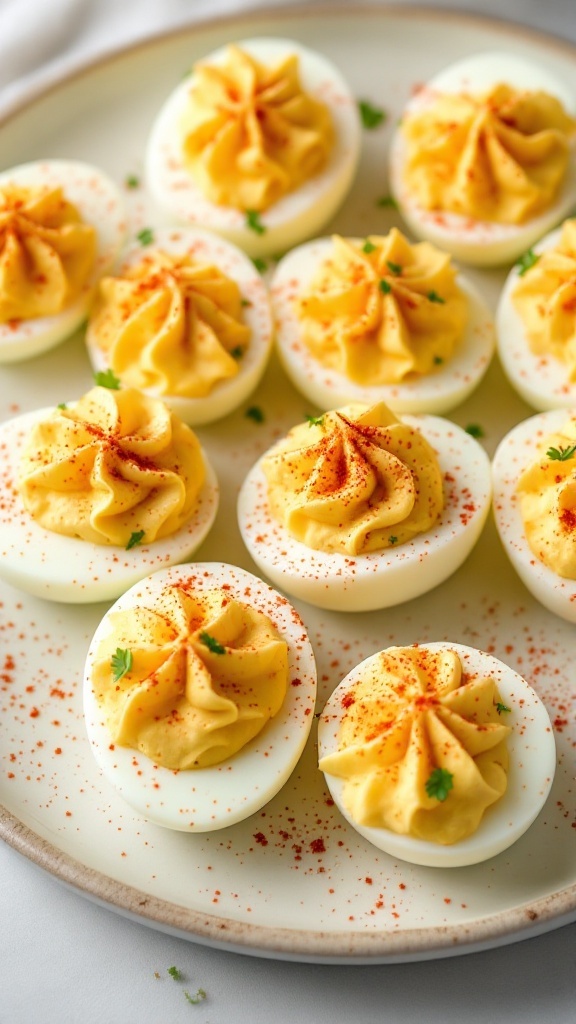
left=85, top=226, right=273, bottom=425
left=0, top=159, right=126, bottom=363
left=389, top=52, right=576, bottom=266
left=83, top=562, right=317, bottom=831
left=318, top=642, right=556, bottom=868
left=145, top=37, right=361, bottom=258
left=492, top=407, right=576, bottom=622
left=237, top=401, right=492, bottom=612
left=497, top=219, right=576, bottom=410
left=271, top=230, right=495, bottom=414
left=0, top=386, right=218, bottom=603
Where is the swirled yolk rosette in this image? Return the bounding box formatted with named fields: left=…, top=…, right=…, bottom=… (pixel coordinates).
left=90, top=582, right=289, bottom=768
left=261, top=401, right=444, bottom=555
left=0, top=183, right=96, bottom=321
left=296, top=230, right=468, bottom=383
left=511, top=219, right=576, bottom=378
left=180, top=44, right=334, bottom=212
left=87, top=249, right=250, bottom=397
left=516, top=415, right=576, bottom=578
left=18, top=385, right=205, bottom=546
left=402, top=84, right=576, bottom=224
left=319, top=646, right=510, bottom=845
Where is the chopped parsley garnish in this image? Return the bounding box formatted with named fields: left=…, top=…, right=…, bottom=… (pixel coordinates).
left=427, top=290, right=446, bottom=304
left=230, top=346, right=244, bottom=360
left=433, top=355, right=444, bottom=365
left=111, top=647, right=133, bottom=682
left=495, top=701, right=512, bottom=715
left=358, top=99, right=386, bottom=130
left=362, top=239, right=377, bottom=254
left=245, top=209, right=266, bottom=235
left=240, top=297, right=252, bottom=307
left=245, top=405, right=264, bottom=423
left=184, top=989, right=206, bottom=1005
left=137, top=227, right=155, bottom=246
left=376, top=194, right=398, bottom=209
left=379, top=279, right=392, bottom=295
left=547, top=444, right=576, bottom=461
left=56, top=402, right=67, bottom=410
left=167, top=966, right=184, bottom=981
left=425, top=767, right=454, bottom=802
left=126, top=530, right=145, bottom=550
left=516, top=248, right=540, bottom=276
left=94, top=368, right=121, bottom=390
left=125, top=174, right=140, bottom=189
left=465, top=423, right=485, bottom=439
left=306, top=414, right=325, bottom=427
left=386, top=260, right=402, bottom=276
left=199, top=631, right=226, bottom=655
left=252, top=256, right=268, bottom=273
left=388, top=535, right=398, bottom=545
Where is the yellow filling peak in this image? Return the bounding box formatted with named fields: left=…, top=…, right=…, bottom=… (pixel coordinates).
left=18, top=386, right=205, bottom=546
left=261, top=401, right=444, bottom=555
left=402, top=83, right=576, bottom=224
left=517, top=414, right=576, bottom=579
left=91, top=582, right=289, bottom=769
left=319, top=646, right=510, bottom=845
left=181, top=45, right=334, bottom=212
left=88, top=249, right=250, bottom=397
left=297, top=230, right=468, bottom=383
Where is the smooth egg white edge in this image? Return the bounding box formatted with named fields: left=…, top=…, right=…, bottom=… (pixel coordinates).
left=83, top=561, right=318, bottom=831
left=0, top=406, right=219, bottom=603
left=271, top=236, right=496, bottom=415
left=492, top=407, right=576, bottom=623
left=496, top=225, right=576, bottom=411
left=389, top=52, right=576, bottom=267
left=237, top=415, right=492, bottom=612
left=0, top=159, right=127, bottom=363
left=318, top=641, right=556, bottom=868
left=144, top=37, right=362, bottom=259
left=85, top=225, right=274, bottom=425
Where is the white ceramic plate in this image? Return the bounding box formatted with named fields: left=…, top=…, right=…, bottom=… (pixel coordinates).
left=1, top=5, right=575, bottom=965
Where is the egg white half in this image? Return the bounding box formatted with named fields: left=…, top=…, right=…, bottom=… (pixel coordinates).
left=85, top=226, right=273, bottom=425
left=389, top=53, right=576, bottom=267
left=318, top=642, right=556, bottom=868
left=0, top=406, right=219, bottom=603
left=144, top=37, right=361, bottom=258
left=492, top=408, right=576, bottom=622
left=83, top=562, right=317, bottom=831
left=237, top=415, right=492, bottom=612
left=271, top=236, right=495, bottom=415
left=0, top=159, right=127, bottom=363
left=496, top=225, right=576, bottom=411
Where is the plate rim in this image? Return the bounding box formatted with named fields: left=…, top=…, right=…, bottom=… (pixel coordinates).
left=1, top=0, right=576, bottom=963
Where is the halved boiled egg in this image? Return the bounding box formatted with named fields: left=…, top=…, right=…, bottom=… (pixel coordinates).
left=85, top=226, right=273, bottom=425
left=492, top=407, right=576, bottom=622
left=0, top=391, right=219, bottom=603
left=497, top=221, right=576, bottom=410
left=318, top=642, right=556, bottom=868
left=237, top=406, right=492, bottom=612
left=271, top=234, right=495, bottom=415
left=83, top=562, right=317, bottom=831
left=389, top=53, right=576, bottom=267
left=145, top=37, right=361, bottom=258
left=0, top=159, right=126, bottom=363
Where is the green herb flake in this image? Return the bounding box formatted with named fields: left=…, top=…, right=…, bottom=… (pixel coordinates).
left=230, top=346, right=244, bottom=360
left=199, top=631, right=226, bottom=655
left=252, top=256, right=268, bottom=273
left=376, top=194, right=398, bottom=210
left=495, top=701, right=512, bottom=715
left=245, top=405, right=264, bottom=424
left=137, top=227, right=155, bottom=246
left=167, top=966, right=184, bottom=982
left=111, top=647, right=133, bottom=682
left=240, top=297, right=252, bottom=307
left=465, top=423, right=485, bottom=439
left=245, top=210, right=266, bottom=235
left=126, top=529, right=145, bottom=550
left=94, top=368, right=121, bottom=390
left=427, top=290, right=446, bottom=304
left=125, top=174, right=140, bottom=189
left=547, top=444, right=576, bottom=461
left=306, top=414, right=325, bottom=428
left=56, top=402, right=67, bottom=410
left=379, top=278, right=392, bottom=295
left=516, top=248, right=540, bottom=276
left=358, top=99, right=386, bottom=130
left=184, top=989, right=206, bottom=1005
left=425, top=767, right=454, bottom=802
left=388, top=535, right=398, bottom=545
left=433, top=355, right=444, bottom=366
left=362, top=239, right=377, bottom=254
left=386, top=260, right=402, bottom=276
